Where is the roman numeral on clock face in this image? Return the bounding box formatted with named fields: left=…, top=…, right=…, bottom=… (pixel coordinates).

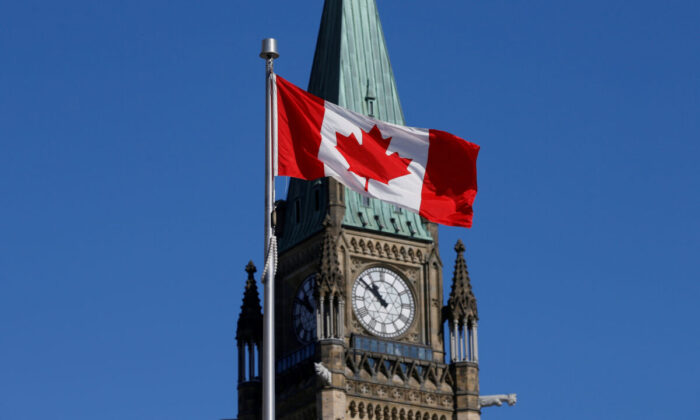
left=352, top=267, right=415, bottom=338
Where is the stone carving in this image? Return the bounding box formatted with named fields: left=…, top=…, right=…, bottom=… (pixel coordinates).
left=314, top=362, right=332, bottom=386
left=346, top=401, right=452, bottom=420
left=404, top=267, right=419, bottom=282
left=316, top=217, right=345, bottom=297
left=349, top=401, right=358, bottom=417
left=350, top=257, right=363, bottom=272
left=478, top=394, right=517, bottom=408
left=346, top=236, right=426, bottom=265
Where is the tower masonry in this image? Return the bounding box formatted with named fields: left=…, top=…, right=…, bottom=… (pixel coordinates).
left=234, top=1, right=485, bottom=419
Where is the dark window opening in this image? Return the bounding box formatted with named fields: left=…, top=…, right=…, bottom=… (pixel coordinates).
left=295, top=199, right=301, bottom=223
left=314, top=189, right=320, bottom=211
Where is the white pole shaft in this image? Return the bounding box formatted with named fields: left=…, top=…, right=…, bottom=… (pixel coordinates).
left=262, top=55, right=276, bottom=420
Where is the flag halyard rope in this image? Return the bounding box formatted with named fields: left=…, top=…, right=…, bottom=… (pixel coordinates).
left=260, top=235, right=278, bottom=284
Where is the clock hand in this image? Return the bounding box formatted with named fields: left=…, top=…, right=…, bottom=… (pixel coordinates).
left=303, top=295, right=314, bottom=313
left=295, top=296, right=313, bottom=313
left=371, top=284, right=389, bottom=307
left=360, top=278, right=388, bottom=307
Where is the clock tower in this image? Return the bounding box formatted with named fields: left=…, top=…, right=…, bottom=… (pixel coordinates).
left=234, top=1, right=481, bottom=419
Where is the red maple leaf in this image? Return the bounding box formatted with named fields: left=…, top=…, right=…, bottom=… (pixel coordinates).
left=335, top=125, right=413, bottom=191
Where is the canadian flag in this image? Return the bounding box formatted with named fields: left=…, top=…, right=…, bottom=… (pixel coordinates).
left=275, top=75, right=479, bottom=228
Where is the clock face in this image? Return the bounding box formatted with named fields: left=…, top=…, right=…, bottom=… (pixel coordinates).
left=292, top=275, right=317, bottom=343
left=352, top=267, right=415, bottom=338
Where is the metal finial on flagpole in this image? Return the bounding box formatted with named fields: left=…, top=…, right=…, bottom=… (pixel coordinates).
left=260, top=38, right=280, bottom=59
left=260, top=37, right=278, bottom=420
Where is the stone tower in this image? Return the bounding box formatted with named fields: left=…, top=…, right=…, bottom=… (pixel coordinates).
left=234, top=1, right=481, bottom=419
left=236, top=261, right=263, bottom=420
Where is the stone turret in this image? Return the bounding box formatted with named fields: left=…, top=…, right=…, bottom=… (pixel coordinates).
left=314, top=217, right=347, bottom=419
left=237, top=262, right=263, bottom=345
left=446, top=240, right=478, bottom=327
left=445, top=240, right=481, bottom=420
left=236, top=261, right=262, bottom=420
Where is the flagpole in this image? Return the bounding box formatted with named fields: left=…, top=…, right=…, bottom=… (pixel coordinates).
left=260, top=38, right=279, bottom=420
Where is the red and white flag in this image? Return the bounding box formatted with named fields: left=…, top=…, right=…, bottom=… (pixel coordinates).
left=275, top=75, right=480, bottom=228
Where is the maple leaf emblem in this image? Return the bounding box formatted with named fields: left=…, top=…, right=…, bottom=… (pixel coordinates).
left=335, top=125, right=412, bottom=191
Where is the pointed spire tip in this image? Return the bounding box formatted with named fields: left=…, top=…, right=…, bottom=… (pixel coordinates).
left=245, top=260, right=257, bottom=276
left=455, top=239, right=465, bottom=254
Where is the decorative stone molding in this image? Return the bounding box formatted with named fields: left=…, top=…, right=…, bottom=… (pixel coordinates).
left=346, top=236, right=426, bottom=265
left=345, top=351, right=454, bottom=391
left=439, top=396, right=452, bottom=407
left=345, top=379, right=452, bottom=410
left=346, top=399, right=450, bottom=420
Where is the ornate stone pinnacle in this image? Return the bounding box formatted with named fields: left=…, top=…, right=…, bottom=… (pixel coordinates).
left=316, top=220, right=344, bottom=297
left=236, top=260, right=263, bottom=343
left=455, top=239, right=465, bottom=254
left=245, top=260, right=256, bottom=277
left=446, top=239, right=478, bottom=322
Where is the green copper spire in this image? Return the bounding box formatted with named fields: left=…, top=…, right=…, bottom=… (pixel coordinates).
left=308, top=0, right=405, bottom=124
left=279, top=0, right=432, bottom=251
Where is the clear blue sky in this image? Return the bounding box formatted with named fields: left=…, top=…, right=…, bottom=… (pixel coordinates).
left=1, top=1, right=699, bottom=419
